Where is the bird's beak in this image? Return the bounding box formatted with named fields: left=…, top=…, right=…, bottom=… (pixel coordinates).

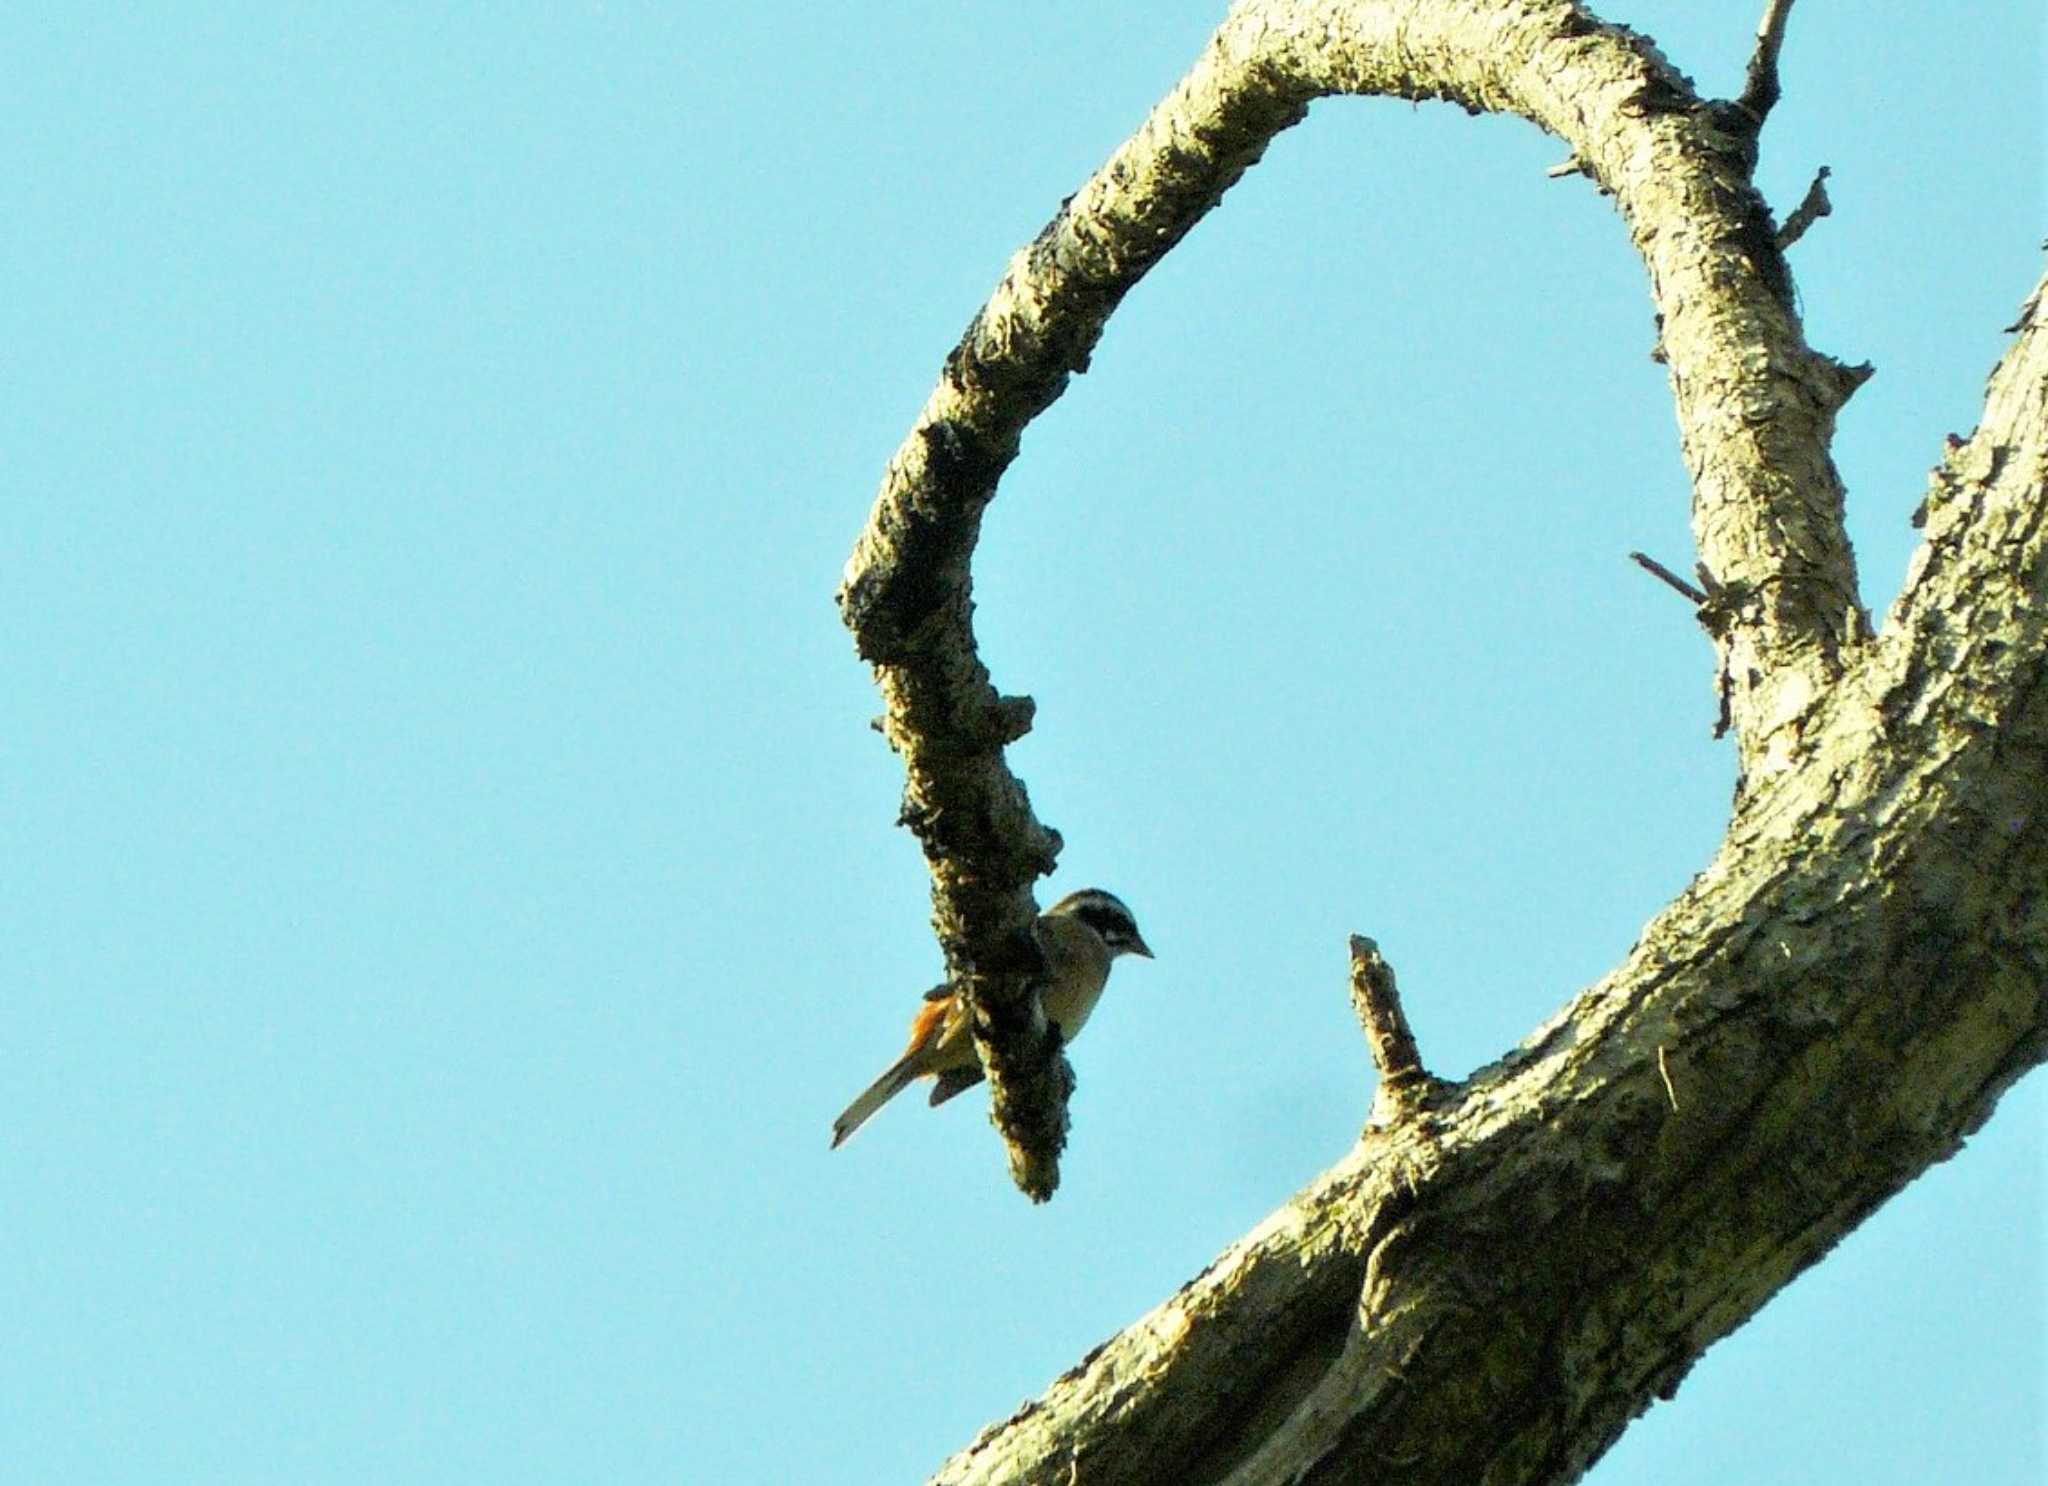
left=1130, top=936, right=1154, bottom=959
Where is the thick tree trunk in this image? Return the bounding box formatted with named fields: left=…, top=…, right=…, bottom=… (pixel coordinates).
left=839, top=2, right=2047, bottom=1478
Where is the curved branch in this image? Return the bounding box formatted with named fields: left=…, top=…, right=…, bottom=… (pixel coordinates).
left=837, top=15, right=1318, bottom=1198
left=842, top=0, right=1876, bottom=1195
left=930, top=270, right=2048, bottom=1483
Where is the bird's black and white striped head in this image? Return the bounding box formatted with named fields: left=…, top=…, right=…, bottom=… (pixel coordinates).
left=1046, top=888, right=1153, bottom=960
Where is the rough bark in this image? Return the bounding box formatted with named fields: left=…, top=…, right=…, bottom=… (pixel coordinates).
left=930, top=276, right=2046, bottom=1485
left=839, top=1, right=2046, bottom=1476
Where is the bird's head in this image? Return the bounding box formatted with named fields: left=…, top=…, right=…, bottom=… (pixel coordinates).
left=1047, top=888, right=1153, bottom=960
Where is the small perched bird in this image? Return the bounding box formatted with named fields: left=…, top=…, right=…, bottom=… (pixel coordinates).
left=830, top=888, right=1153, bottom=1149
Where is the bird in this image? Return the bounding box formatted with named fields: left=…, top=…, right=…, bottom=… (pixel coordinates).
left=830, top=888, right=1152, bottom=1148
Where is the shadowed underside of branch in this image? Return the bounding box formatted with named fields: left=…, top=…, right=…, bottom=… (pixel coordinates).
left=836, top=2, right=2046, bottom=1476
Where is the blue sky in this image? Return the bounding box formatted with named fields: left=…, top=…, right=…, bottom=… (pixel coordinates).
left=1, top=3, right=2039, bottom=1481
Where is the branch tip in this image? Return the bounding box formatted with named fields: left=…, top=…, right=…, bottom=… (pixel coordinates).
left=1349, top=936, right=1432, bottom=1120
left=1775, top=165, right=1831, bottom=250
left=1737, top=0, right=1797, bottom=127
left=987, top=694, right=1037, bottom=745
left=1629, top=551, right=1711, bottom=605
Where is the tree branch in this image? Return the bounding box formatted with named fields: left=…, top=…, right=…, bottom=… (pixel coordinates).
left=1349, top=936, right=1434, bottom=1125
left=1775, top=165, right=1832, bottom=249
left=926, top=269, right=2048, bottom=1482
left=1628, top=550, right=1710, bottom=605
left=1738, top=0, right=1798, bottom=126
left=838, top=24, right=1315, bottom=1198
left=844, top=0, right=1882, bottom=1194
left=838, top=0, right=2045, bottom=1466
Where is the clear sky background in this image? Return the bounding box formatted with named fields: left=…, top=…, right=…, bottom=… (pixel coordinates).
left=3, top=2, right=2040, bottom=1482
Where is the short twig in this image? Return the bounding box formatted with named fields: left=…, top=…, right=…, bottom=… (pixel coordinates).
left=1629, top=551, right=1710, bottom=605
left=1775, top=166, right=1832, bottom=249
left=1738, top=0, right=1798, bottom=125
left=1546, top=155, right=1584, bottom=180
left=1350, top=936, right=1432, bottom=1123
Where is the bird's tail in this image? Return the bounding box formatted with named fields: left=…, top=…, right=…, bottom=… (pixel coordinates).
left=830, top=1056, right=920, bottom=1149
